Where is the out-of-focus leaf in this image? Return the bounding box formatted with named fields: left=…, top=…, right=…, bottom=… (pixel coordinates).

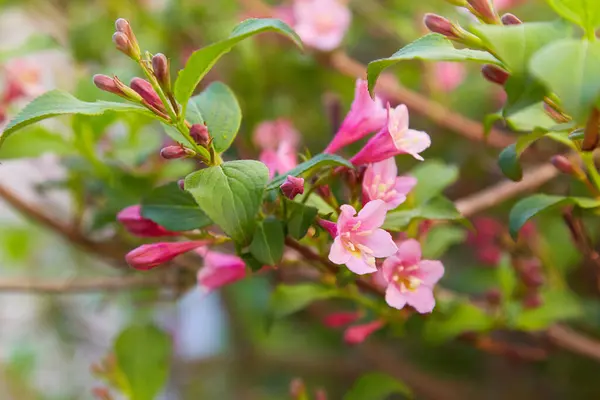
left=496, top=254, right=517, bottom=305
left=384, top=197, right=463, bottom=231
left=410, top=160, right=459, bottom=204
left=423, top=301, right=495, bottom=343
left=269, top=284, right=338, bottom=319
left=498, top=143, right=523, bottom=181
left=0, top=35, right=58, bottom=61
left=267, top=153, right=353, bottom=190
left=286, top=200, right=318, bottom=240
left=345, top=373, right=413, bottom=400
left=422, top=225, right=466, bottom=259
left=0, top=126, right=73, bottom=159
left=250, top=218, right=285, bottom=266
left=512, top=289, right=583, bottom=330
left=546, top=0, right=600, bottom=37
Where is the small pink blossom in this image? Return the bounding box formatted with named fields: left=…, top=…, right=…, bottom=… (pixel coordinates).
left=196, top=249, right=247, bottom=293
left=318, top=218, right=338, bottom=238
left=343, top=320, right=384, bottom=344
left=260, top=141, right=298, bottom=179
left=126, top=241, right=209, bottom=270
left=382, top=239, right=444, bottom=313
left=117, top=205, right=179, bottom=237
left=362, top=158, right=417, bottom=210
left=322, top=311, right=361, bottom=328
left=433, top=62, right=466, bottom=92
left=3, top=59, right=44, bottom=101
left=293, top=0, right=351, bottom=51
left=280, top=175, right=305, bottom=199
left=324, top=79, right=387, bottom=154
left=350, top=104, right=430, bottom=165
left=328, top=200, right=397, bottom=275
left=253, top=118, right=299, bottom=151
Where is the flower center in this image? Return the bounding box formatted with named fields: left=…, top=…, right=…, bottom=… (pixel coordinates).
left=393, top=266, right=421, bottom=292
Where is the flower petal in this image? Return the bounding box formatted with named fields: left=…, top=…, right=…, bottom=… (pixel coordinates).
left=394, top=176, right=418, bottom=196
left=338, top=204, right=357, bottom=230
left=345, top=254, right=378, bottom=275
left=404, top=285, right=436, bottom=314
left=418, top=260, right=445, bottom=286
left=385, top=285, right=407, bottom=310
left=394, top=129, right=431, bottom=161
left=356, top=199, right=387, bottom=230
left=329, top=236, right=351, bottom=264
left=381, top=255, right=401, bottom=282
left=371, top=157, right=398, bottom=182
left=360, top=229, right=397, bottom=258
left=395, top=239, right=422, bottom=266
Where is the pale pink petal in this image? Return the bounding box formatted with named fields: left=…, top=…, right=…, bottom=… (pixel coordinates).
left=360, top=229, right=397, bottom=258
left=259, top=149, right=278, bottom=179
left=384, top=194, right=407, bottom=210
left=370, top=157, right=398, bottom=182
left=394, top=176, right=418, bottom=196
left=385, top=285, right=408, bottom=310
left=418, top=260, right=445, bottom=286
left=329, top=236, right=351, bottom=264
left=404, top=285, right=436, bottom=314
left=395, top=239, right=422, bottom=266
left=381, top=254, right=401, bottom=282
left=387, top=104, right=409, bottom=137
left=434, top=62, right=466, bottom=92
left=338, top=204, right=357, bottom=229
left=345, top=255, right=378, bottom=275
left=275, top=141, right=298, bottom=173
left=356, top=200, right=387, bottom=230
left=394, top=129, right=431, bottom=161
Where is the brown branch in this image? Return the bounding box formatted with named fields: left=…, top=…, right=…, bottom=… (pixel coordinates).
left=0, top=274, right=163, bottom=293
left=547, top=325, right=600, bottom=362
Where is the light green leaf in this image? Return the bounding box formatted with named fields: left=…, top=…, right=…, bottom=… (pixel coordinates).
left=423, top=301, right=495, bottom=343
left=270, top=283, right=338, bottom=319
left=384, top=197, right=463, bottom=231
left=546, top=0, right=600, bottom=37
left=530, top=39, right=600, bottom=122
left=249, top=218, right=285, bottom=266
left=141, top=182, right=211, bottom=232
left=114, top=324, right=171, bottom=400
left=345, top=373, right=413, bottom=400
left=0, top=126, right=73, bottom=159
left=174, top=18, right=302, bottom=110
left=189, top=82, right=241, bottom=153
left=184, top=160, right=269, bottom=244
left=410, top=160, right=459, bottom=204
left=286, top=200, right=318, bottom=240
left=0, top=35, right=58, bottom=62
left=367, top=34, right=500, bottom=95
left=267, top=153, right=353, bottom=190
left=504, top=102, right=557, bottom=132
left=1, top=90, right=153, bottom=147
left=513, top=289, right=583, bottom=330
left=497, top=254, right=517, bottom=304
left=509, top=194, right=600, bottom=238
left=422, top=225, right=466, bottom=259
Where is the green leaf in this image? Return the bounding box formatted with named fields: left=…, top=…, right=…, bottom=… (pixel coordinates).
left=530, top=39, right=600, bottom=122
left=1, top=90, right=153, bottom=147
left=114, top=324, right=171, bottom=400
left=367, top=34, right=500, bottom=95
left=513, top=289, right=583, bottom=330
left=184, top=160, right=269, bottom=244
left=504, top=103, right=558, bottom=132
left=189, top=82, right=241, bottom=153
left=509, top=194, right=600, bottom=238
left=503, top=75, right=548, bottom=116
left=497, top=254, right=517, bottom=304
left=546, top=0, right=600, bottom=37
left=141, top=182, right=211, bottom=231
left=498, top=143, right=523, bottom=181
left=286, top=200, right=318, bottom=240
left=249, top=218, right=285, bottom=266
left=384, top=197, right=463, bottom=231
left=410, top=160, right=459, bottom=204
left=0, top=35, right=58, bottom=61
left=423, top=301, right=495, bottom=344
left=267, top=153, right=353, bottom=190
left=269, top=283, right=337, bottom=319
left=0, top=126, right=73, bottom=159
left=174, top=18, right=302, bottom=110
left=422, top=225, right=466, bottom=259
left=345, top=373, right=412, bottom=400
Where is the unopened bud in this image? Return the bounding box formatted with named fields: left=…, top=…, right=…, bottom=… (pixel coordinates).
left=126, top=241, right=209, bottom=270
left=280, top=175, right=304, bottom=199
left=518, top=258, right=544, bottom=288
left=315, top=389, right=328, bottom=400
left=522, top=291, right=543, bottom=309
left=467, top=0, right=499, bottom=24
left=551, top=155, right=577, bottom=176
left=178, top=179, right=185, bottom=190
left=152, top=53, right=171, bottom=91
left=190, top=123, right=210, bottom=146
left=289, top=378, right=306, bottom=398
left=160, top=145, right=195, bottom=159
left=501, top=13, right=522, bottom=25
left=481, top=65, right=509, bottom=86
left=485, top=288, right=502, bottom=306
left=130, top=77, right=165, bottom=113
left=318, top=218, right=338, bottom=238
left=117, top=205, right=178, bottom=237
left=112, top=32, right=137, bottom=59
left=424, top=14, right=460, bottom=39
left=114, top=18, right=140, bottom=59
left=93, top=74, right=122, bottom=96
left=317, top=184, right=332, bottom=199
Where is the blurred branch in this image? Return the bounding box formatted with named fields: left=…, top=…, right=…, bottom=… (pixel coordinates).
left=547, top=325, right=600, bottom=362
left=0, top=274, right=163, bottom=293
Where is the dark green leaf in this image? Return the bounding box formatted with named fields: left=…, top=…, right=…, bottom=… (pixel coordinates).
left=384, top=196, right=463, bottom=231
left=174, top=18, right=302, bottom=110
left=270, top=283, right=337, bottom=319
left=345, top=373, right=412, bottom=400
left=114, top=324, right=171, bottom=400
left=267, top=153, right=353, bottom=190
left=249, top=218, right=285, bottom=266
left=367, top=34, right=500, bottom=95
left=503, top=75, right=548, bottom=116
left=498, top=144, right=523, bottom=181
left=189, top=82, right=241, bottom=153
left=184, top=160, right=269, bottom=244
left=286, top=200, right=318, bottom=240
left=410, top=160, right=459, bottom=204
left=141, top=182, right=211, bottom=231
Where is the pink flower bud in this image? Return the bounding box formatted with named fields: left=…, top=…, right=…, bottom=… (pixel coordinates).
left=112, top=32, right=137, bottom=59
left=522, top=291, right=543, bottom=309
left=178, top=179, right=185, bottom=190
left=289, top=378, right=306, bottom=399
left=152, top=53, right=171, bottom=91
left=315, top=389, right=328, bottom=400
left=196, top=249, right=247, bottom=293
left=317, top=184, right=332, bottom=199
left=343, top=320, right=384, bottom=345
left=114, top=18, right=140, bottom=59
left=117, top=205, right=178, bottom=237
left=112, top=76, right=143, bottom=102
left=280, top=175, right=304, bottom=199
left=467, top=0, right=498, bottom=24
left=423, top=14, right=460, bottom=39
left=317, top=218, right=338, bottom=238
left=130, top=77, right=165, bottom=113
left=501, top=13, right=522, bottom=25
left=93, top=74, right=122, bottom=96
left=485, top=288, right=502, bottom=306
left=190, top=123, right=210, bottom=146
left=160, top=145, right=195, bottom=159
left=126, top=241, right=208, bottom=270
left=518, top=258, right=544, bottom=288
left=551, top=155, right=576, bottom=176
left=481, top=65, right=509, bottom=86
left=322, top=311, right=360, bottom=328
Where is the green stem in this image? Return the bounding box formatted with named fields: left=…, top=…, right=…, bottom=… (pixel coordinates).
left=582, top=152, right=600, bottom=194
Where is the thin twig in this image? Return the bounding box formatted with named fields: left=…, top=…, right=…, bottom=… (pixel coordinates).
left=547, top=325, right=600, bottom=362
left=0, top=274, right=163, bottom=293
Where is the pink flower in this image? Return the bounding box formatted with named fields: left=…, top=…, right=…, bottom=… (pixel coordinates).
left=433, top=62, right=466, bottom=92
left=280, top=175, right=305, bottom=199
left=253, top=118, right=300, bottom=151
left=126, top=241, right=209, bottom=270
left=293, top=0, right=351, bottom=51
left=117, top=205, right=179, bottom=237
left=318, top=218, right=338, bottom=238
left=196, top=249, right=247, bottom=293
left=324, top=80, right=387, bottom=154
left=328, top=200, right=397, bottom=275
left=382, top=239, right=444, bottom=313
left=362, top=158, right=417, bottom=210
left=343, top=320, right=384, bottom=344
left=260, top=141, right=298, bottom=179
left=3, top=59, right=44, bottom=101
left=494, top=0, right=524, bottom=10
left=322, top=311, right=361, bottom=328
left=350, top=104, right=430, bottom=165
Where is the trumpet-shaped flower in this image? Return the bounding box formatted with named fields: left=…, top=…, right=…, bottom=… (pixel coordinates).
left=126, top=241, right=208, bottom=270
left=196, top=249, right=247, bottom=293
left=117, top=205, right=178, bottom=237
left=362, top=158, right=417, bottom=210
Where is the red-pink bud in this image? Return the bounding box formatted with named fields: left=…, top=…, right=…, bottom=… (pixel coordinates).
left=190, top=123, right=210, bottom=146
left=114, top=18, right=140, bottom=59
left=160, top=145, right=195, bottom=159
left=522, top=291, right=543, bottom=309
left=196, top=249, right=247, bottom=293
left=130, top=77, right=165, bottom=113
left=343, top=320, right=384, bottom=345
left=484, top=288, right=502, bottom=306
left=322, top=311, right=360, bottom=328
left=178, top=179, right=185, bottom=190
left=501, top=13, right=522, bottom=25
left=518, top=259, right=544, bottom=288
left=112, top=76, right=143, bottom=102
left=551, top=155, right=576, bottom=176
left=481, top=65, right=509, bottom=86
left=317, top=218, right=338, bottom=238
left=424, top=14, right=460, bottom=39
left=314, top=389, right=328, bottom=400
left=117, top=205, right=178, bottom=237
left=280, top=175, right=304, bottom=199
left=93, top=74, right=122, bottom=95
left=125, top=241, right=209, bottom=270
left=476, top=244, right=502, bottom=266
left=289, top=378, right=306, bottom=399
left=152, top=53, right=171, bottom=91
left=317, top=184, right=332, bottom=199
left=112, top=32, right=136, bottom=59
left=467, top=0, right=498, bottom=24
